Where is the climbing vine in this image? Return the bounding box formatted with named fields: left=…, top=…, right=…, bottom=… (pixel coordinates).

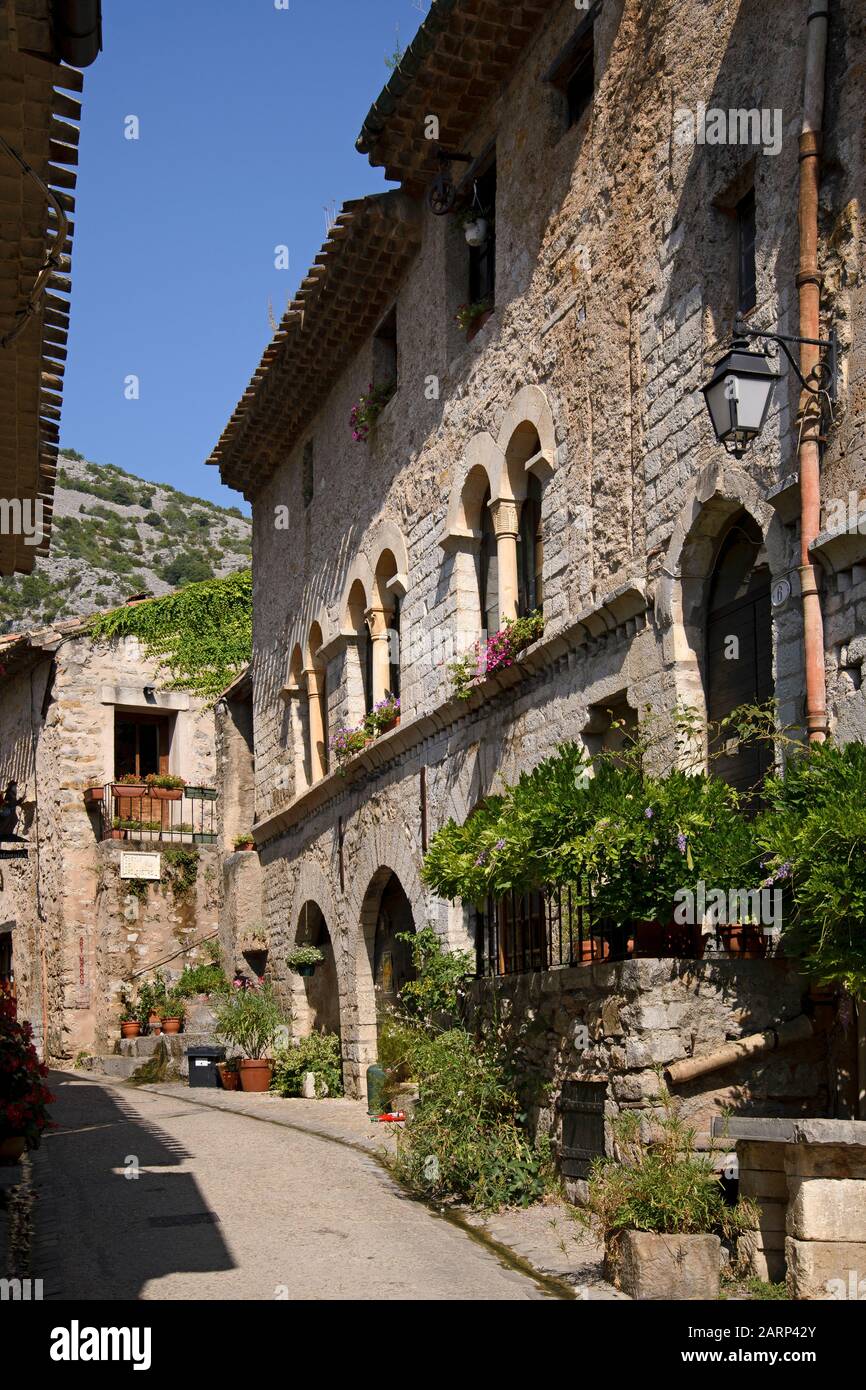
left=162, top=847, right=199, bottom=903
left=88, top=570, right=252, bottom=700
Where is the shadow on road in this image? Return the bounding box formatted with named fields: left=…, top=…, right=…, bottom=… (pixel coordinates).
left=40, top=1072, right=235, bottom=1299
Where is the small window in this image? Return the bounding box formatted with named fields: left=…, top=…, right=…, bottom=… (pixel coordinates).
left=468, top=160, right=496, bottom=307
left=388, top=596, right=401, bottom=701
left=518, top=476, right=543, bottom=617
left=547, top=12, right=596, bottom=131
left=302, top=440, right=314, bottom=509
left=736, top=189, right=757, bottom=315
left=373, top=306, right=398, bottom=391
left=478, top=489, right=499, bottom=636
left=114, top=711, right=171, bottom=780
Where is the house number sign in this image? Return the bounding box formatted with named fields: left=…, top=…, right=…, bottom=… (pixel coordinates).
left=120, top=852, right=161, bottom=881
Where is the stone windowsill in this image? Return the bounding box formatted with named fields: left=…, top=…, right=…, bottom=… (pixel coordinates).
left=252, top=578, right=648, bottom=848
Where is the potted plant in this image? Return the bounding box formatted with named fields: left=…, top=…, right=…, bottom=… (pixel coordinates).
left=112, top=772, right=149, bottom=798
left=330, top=725, right=371, bottom=768
left=120, top=1010, right=141, bottom=1040
left=577, top=1090, right=757, bottom=1300
left=160, top=994, right=186, bottom=1035
left=233, top=832, right=256, bottom=852
left=214, top=981, right=286, bottom=1091
left=349, top=380, right=396, bottom=443
left=107, top=819, right=127, bottom=841
left=137, top=978, right=167, bottom=1034
left=145, top=773, right=186, bottom=801
left=286, top=944, right=325, bottom=978
left=217, top=1057, right=240, bottom=1091
left=455, top=297, right=493, bottom=341
left=364, top=694, right=400, bottom=737
left=0, top=1000, right=54, bottom=1163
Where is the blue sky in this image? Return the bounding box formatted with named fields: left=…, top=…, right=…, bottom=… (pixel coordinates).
left=61, top=0, right=427, bottom=511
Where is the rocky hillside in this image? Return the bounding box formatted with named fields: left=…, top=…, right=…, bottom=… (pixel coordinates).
left=0, top=451, right=252, bottom=633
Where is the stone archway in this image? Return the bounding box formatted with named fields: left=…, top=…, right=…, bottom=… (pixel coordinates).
left=352, top=867, right=417, bottom=1097
left=294, top=900, right=341, bottom=1041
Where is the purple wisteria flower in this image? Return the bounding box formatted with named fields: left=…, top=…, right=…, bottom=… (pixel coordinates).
left=676, top=832, right=687, bottom=854
left=494, top=838, right=506, bottom=851
left=644, top=807, right=654, bottom=819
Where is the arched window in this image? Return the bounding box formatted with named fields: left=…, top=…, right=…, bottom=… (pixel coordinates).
left=478, top=487, right=499, bottom=636
left=363, top=616, right=374, bottom=714
left=705, top=513, right=773, bottom=793
left=517, top=473, right=543, bottom=616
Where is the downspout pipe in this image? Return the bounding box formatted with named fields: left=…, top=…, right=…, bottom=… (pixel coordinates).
left=798, top=0, right=830, bottom=743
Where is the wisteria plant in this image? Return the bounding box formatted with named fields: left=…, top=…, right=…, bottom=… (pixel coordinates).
left=350, top=380, right=396, bottom=443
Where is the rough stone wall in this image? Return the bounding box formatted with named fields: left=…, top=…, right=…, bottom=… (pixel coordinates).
left=0, top=631, right=218, bottom=1057
left=238, top=1, right=866, bottom=1101
left=94, top=841, right=220, bottom=1054
left=466, top=959, right=847, bottom=1191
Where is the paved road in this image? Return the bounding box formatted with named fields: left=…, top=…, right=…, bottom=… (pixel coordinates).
left=36, top=1072, right=556, bottom=1300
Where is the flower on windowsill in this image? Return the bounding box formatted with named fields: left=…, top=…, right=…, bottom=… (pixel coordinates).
left=448, top=611, right=544, bottom=700
left=350, top=380, right=397, bottom=443
left=455, top=297, right=493, bottom=335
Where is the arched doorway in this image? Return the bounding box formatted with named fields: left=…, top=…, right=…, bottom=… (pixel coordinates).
left=705, top=512, right=773, bottom=793
left=296, top=901, right=340, bottom=1039
left=372, top=873, right=416, bottom=1019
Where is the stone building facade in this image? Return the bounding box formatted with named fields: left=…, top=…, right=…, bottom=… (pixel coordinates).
left=0, top=613, right=218, bottom=1058
left=208, top=0, right=866, bottom=1144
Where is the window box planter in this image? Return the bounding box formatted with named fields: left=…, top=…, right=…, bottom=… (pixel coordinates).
left=83, top=786, right=104, bottom=805
left=185, top=786, right=218, bottom=801
left=112, top=782, right=148, bottom=799
left=193, top=832, right=217, bottom=845
left=149, top=786, right=183, bottom=801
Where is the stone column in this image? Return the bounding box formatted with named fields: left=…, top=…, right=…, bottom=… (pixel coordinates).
left=304, top=667, right=327, bottom=783
left=366, top=605, right=393, bottom=705
left=490, top=498, right=520, bottom=624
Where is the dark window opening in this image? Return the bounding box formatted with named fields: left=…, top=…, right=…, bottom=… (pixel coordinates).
left=114, top=711, right=171, bottom=781
left=362, top=620, right=374, bottom=716
left=373, top=306, right=398, bottom=391
left=388, top=596, right=401, bottom=701
left=518, top=475, right=543, bottom=617
left=468, top=160, right=496, bottom=307
left=302, top=440, right=314, bottom=509
left=478, top=489, right=499, bottom=636
left=546, top=12, right=597, bottom=131
left=736, top=189, right=757, bottom=316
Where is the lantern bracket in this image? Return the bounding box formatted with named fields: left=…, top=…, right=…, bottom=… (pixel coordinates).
left=733, top=320, right=838, bottom=403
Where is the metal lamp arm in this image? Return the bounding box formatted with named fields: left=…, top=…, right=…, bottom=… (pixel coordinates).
left=733, top=321, right=837, bottom=400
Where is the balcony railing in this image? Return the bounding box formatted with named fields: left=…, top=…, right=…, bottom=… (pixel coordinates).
left=86, top=784, right=219, bottom=845
left=475, top=884, right=782, bottom=978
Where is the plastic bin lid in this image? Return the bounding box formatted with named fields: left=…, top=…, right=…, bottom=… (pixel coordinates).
left=185, top=1045, right=226, bottom=1058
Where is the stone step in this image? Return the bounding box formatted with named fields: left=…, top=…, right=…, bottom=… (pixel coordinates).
left=94, top=1056, right=142, bottom=1079
left=115, top=1029, right=217, bottom=1059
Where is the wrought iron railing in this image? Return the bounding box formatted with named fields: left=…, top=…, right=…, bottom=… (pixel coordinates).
left=474, top=883, right=781, bottom=978
left=87, top=784, right=218, bottom=845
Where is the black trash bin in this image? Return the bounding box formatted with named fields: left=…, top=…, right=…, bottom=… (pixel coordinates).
left=186, top=1045, right=226, bottom=1088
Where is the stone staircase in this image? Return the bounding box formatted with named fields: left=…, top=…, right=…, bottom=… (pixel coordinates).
left=87, top=1031, right=220, bottom=1081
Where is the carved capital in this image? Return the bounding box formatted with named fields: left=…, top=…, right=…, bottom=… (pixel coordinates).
left=489, top=498, right=519, bottom=538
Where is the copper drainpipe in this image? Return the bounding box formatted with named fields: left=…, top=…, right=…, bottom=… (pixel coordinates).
left=797, top=0, right=830, bottom=742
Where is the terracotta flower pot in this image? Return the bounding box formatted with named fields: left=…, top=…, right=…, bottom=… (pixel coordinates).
left=120, top=1020, right=141, bottom=1039
left=718, top=925, right=768, bottom=959
left=0, top=1136, right=26, bottom=1164
left=217, top=1063, right=240, bottom=1091
left=161, top=1017, right=182, bottom=1035
left=633, top=919, right=705, bottom=959
left=149, top=786, right=183, bottom=800
left=107, top=829, right=127, bottom=840
left=239, top=1058, right=274, bottom=1092
left=235, top=842, right=255, bottom=852
left=576, top=937, right=609, bottom=964
left=148, top=1012, right=162, bottom=1035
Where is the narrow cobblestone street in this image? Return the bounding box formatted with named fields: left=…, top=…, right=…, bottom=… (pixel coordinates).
left=30, top=1072, right=603, bottom=1301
